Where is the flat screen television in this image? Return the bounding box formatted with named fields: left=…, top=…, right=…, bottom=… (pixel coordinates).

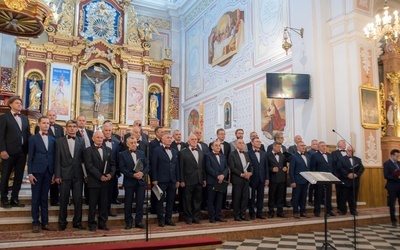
left=266, top=73, right=311, bottom=99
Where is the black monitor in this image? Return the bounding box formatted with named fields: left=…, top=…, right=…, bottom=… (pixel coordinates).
left=266, top=73, right=311, bottom=99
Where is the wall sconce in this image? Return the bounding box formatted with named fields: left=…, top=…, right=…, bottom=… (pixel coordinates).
left=282, top=27, right=304, bottom=55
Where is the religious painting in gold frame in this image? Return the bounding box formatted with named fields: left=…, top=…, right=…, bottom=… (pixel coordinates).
left=359, top=85, right=381, bottom=129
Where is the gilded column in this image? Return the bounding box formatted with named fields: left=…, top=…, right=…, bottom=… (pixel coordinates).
left=16, top=56, right=27, bottom=98
left=387, top=72, right=400, bottom=136
left=163, top=74, right=171, bottom=127
left=120, top=69, right=128, bottom=124
left=144, top=71, right=150, bottom=126
left=70, top=63, right=78, bottom=119
left=43, top=59, right=52, bottom=114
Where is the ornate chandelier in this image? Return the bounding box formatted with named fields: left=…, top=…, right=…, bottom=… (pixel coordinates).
left=364, top=0, right=400, bottom=43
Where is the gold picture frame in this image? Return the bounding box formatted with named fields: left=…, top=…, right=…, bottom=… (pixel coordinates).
left=359, top=85, right=381, bottom=129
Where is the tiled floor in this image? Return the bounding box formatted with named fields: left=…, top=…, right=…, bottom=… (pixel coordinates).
left=218, top=224, right=400, bottom=250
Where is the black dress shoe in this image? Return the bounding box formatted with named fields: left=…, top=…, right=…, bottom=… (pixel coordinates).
left=98, top=226, right=109, bottom=231
left=108, top=213, right=117, bottom=217
left=135, top=223, right=144, bottom=229
left=10, top=200, right=25, bottom=207
left=32, top=226, right=40, bottom=233
left=250, top=215, right=256, bottom=220
left=185, top=220, right=192, bottom=225
left=234, top=217, right=242, bottom=221
left=350, top=211, right=358, bottom=216
left=392, top=221, right=397, bottom=227
left=59, top=226, right=66, bottom=231
left=216, top=218, right=227, bottom=222
left=112, top=200, right=121, bottom=205
left=125, top=224, right=132, bottom=230
left=42, top=224, right=57, bottom=231
left=277, top=213, right=288, bottom=218
left=284, top=202, right=292, bottom=208
left=165, top=220, right=176, bottom=226
left=50, top=202, right=60, bottom=206
left=314, top=213, right=321, bottom=217
left=267, top=213, right=274, bottom=218
left=328, top=211, right=336, bottom=216
left=222, top=206, right=230, bottom=210
left=308, top=201, right=314, bottom=206
left=89, top=227, right=96, bottom=232
left=209, top=218, right=215, bottom=223
left=1, top=201, right=11, bottom=208
left=240, top=217, right=250, bottom=221
left=256, top=215, right=266, bottom=219
left=158, top=222, right=165, bottom=227
left=193, top=219, right=200, bottom=224
left=73, top=225, right=86, bottom=230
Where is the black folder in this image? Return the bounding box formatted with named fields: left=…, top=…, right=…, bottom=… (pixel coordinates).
left=393, top=169, right=400, bottom=177
left=213, top=180, right=229, bottom=193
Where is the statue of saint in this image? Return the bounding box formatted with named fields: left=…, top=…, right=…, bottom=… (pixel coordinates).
left=149, top=92, right=159, bottom=119
left=84, top=73, right=110, bottom=112
left=28, top=78, right=42, bottom=110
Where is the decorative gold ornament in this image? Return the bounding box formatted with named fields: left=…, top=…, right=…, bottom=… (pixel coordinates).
left=3, top=0, right=27, bottom=11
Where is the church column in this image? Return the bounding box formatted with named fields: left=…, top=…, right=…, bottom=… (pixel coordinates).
left=43, top=59, right=52, bottom=114
left=144, top=71, right=150, bottom=126
left=120, top=69, right=128, bottom=124
left=70, top=63, right=78, bottom=119
left=163, top=74, right=171, bottom=127
left=16, top=56, right=27, bottom=98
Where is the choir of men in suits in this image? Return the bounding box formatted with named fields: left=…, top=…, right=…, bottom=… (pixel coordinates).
left=84, top=131, right=116, bottom=231
left=55, top=120, right=86, bottom=230
left=289, top=141, right=311, bottom=218
left=28, top=116, right=57, bottom=233
left=266, top=142, right=288, bottom=218
left=331, top=139, right=347, bottom=214
left=310, top=141, right=336, bottom=217
left=306, top=139, right=319, bottom=206
left=102, top=123, right=121, bottom=216
left=383, top=149, right=400, bottom=227
left=119, top=136, right=148, bottom=229
left=205, top=141, right=228, bottom=223
left=229, top=139, right=252, bottom=221
left=246, top=132, right=265, bottom=152
left=151, top=133, right=180, bottom=227
left=179, top=134, right=206, bottom=224
left=248, top=137, right=269, bottom=220
left=34, top=110, right=64, bottom=206
left=230, top=129, right=246, bottom=152
left=336, top=146, right=364, bottom=216
left=0, top=96, right=31, bottom=208
left=288, top=135, right=302, bottom=154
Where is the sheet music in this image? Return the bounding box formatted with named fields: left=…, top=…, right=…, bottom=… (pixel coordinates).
left=81, top=163, right=87, bottom=178
left=103, top=160, right=108, bottom=175
left=134, top=159, right=144, bottom=173
left=152, top=185, right=164, bottom=200
left=300, top=171, right=341, bottom=184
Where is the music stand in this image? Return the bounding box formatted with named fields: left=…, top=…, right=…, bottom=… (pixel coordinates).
left=301, top=172, right=342, bottom=250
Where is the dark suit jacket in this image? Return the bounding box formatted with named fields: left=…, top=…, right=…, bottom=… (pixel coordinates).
left=247, top=142, right=265, bottom=152
left=383, top=159, right=400, bottom=192
left=337, top=155, right=364, bottom=187
left=35, top=124, right=64, bottom=139
left=266, top=151, right=288, bottom=183
left=179, top=147, right=205, bottom=186
left=54, top=136, right=85, bottom=180
left=103, top=136, right=121, bottom=175
left=84, top=145, right=116, bottom=188
left=209, top=141, right=231, bottom=160
left=248, top=149, right=269, bottom=186
left=119, top=149, right=149, bottom=187
left=0, top=111, right=31, bottom=155
left=204, top=151, right=228, bottom=185
left=171, top=141, right=188, bottom=152
left=288, top=145, right=297, bottom=154
left=228, top=150, right=252, bottom=185
left=151, top=146, right=179, bottom=183
left=289, top=152, right=310, bottom=185
left=331, top=149, right=345, bottom=176
left=310, top=151, right=333, bottom=173
left=123, top=132, right=148, bottom=143
left=28, top=133, right=55, bottom=174
left=267, top=144, right=287, bottom=154
left=76, top=128, right=94, bottom=146
left=306, top=149, right=318, bottom=158
left=149, top=138, right=162, bottom=157
left=197, top=142, right=209, bottom=154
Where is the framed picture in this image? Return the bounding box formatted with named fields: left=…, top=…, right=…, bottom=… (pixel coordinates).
left=359, top=85, right=381, bottom=129
left=126, top=72, right=147, bottom=125
left=48, top=63, right=73, bottom=121
left=223, top=102, right=232, bottom=129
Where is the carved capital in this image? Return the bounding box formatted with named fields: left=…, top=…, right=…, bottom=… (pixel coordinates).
left=18, top=56, right=27, bottom=65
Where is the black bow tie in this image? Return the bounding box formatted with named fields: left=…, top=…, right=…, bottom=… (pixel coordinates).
left=42, top=132, right=48, bottom=136
left=214, top=152, right=219, bottom=156
left=137, top=140, right=141, bottom=143
left=50, top=123, right=55, bottom=126
left=130, top=150, right=136, bottom=154
left=340, top=150, right=346, bottom=152
left=176, top=142, right=181, bottom=145
left=104, top=139, right=112, bottom=142
left=300, top=153, right=305, bottom=156
left=95, top=146, right=102, bottom=149
left=164, top=147, right=171, bottom=150
left=191, top=147, right=197, bottom=151
left=239, top=151, right=244, bottom=154
left=274, top=153, right=279, bottom=156
left=13, top=113, right=21, bottom=117
left=67, top=135, right=75, bottom=140
left=254, top=150, right=260, bottom=153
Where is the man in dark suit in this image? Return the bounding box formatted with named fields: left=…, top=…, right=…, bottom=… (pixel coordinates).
left=246, top=132, right=265, bottom=152
left=171, top=129, right=187, bottom=152
left=205, top=141, right=228, bottom=223
left=119, top=136, right=148, bottom=229
left=310, top=141, right=335, bottom=217
left=229, top=139, right=252, bottom=221
left=149, top=126, right=164, bottom=214
left=248, top=137, right=269, bottom=220
left=210, top=128, right=231, bottom=210
left=266, top=132, right=287, bottom=153
left=121, top=126, right=149, bottom=153
left=102, top=123, right=121, bottom=215
left=289, top=141, right=311, bottom=218
left=331, top=139, right=347, bottom=214
left=151, top=133, right=180, bottom=227
left=287, top=135, right=302, bottom=154
left=123, top=120, right=148, bottom=143
left=28, top=116, right=57, bottom=233
left=0, top=96, right=31, bottom=208
left=266, top=142, right=288, bottom=218
left=306, top=139, right=319, bottom=206
left=55, top=120, right=86, bottom=230
left=193, top=128, right=209, bottom=210
left=337, top=146, right=364, bottom=216
left=103, top=120, right=121, bottom=141
left=34, top=110, right=64, bottom=206
left=179, top=134, right=206, bottom=224
left=84, top=131, right=116, bottom=231
left=383, top=149, right=400, bottom=227
left=76, top=115, right=93, bottom=148
left=230, top=129, right=246, bottom=152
